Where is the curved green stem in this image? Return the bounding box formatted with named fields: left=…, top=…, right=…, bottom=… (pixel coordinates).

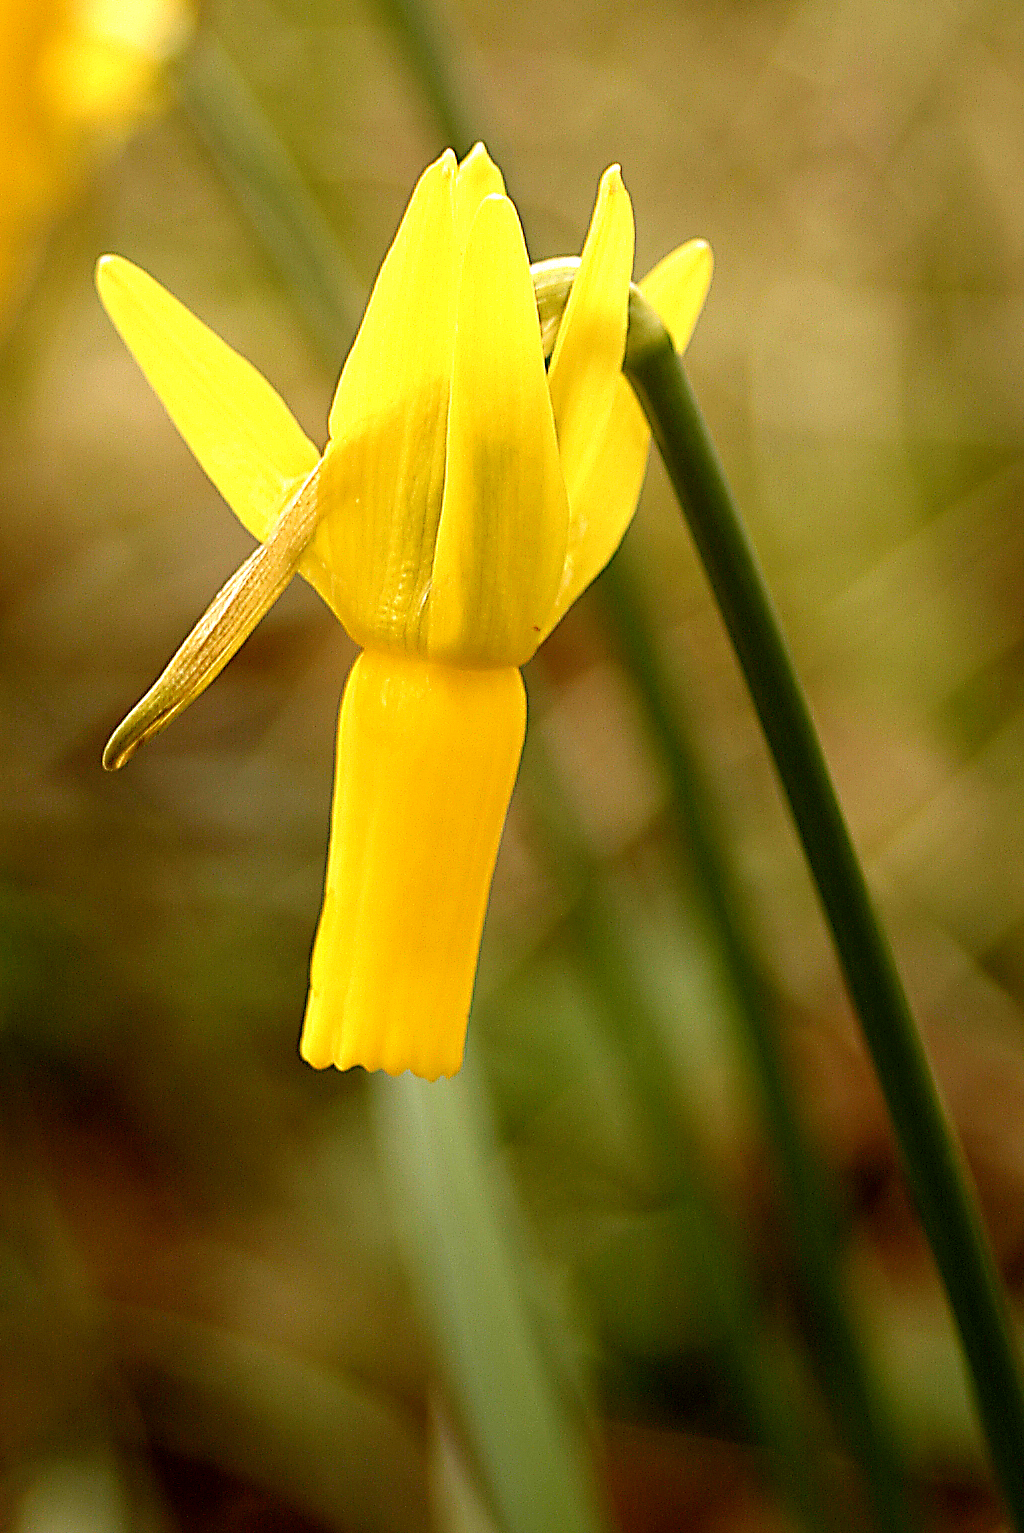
left=622, top=308, right=1024, bottom=1530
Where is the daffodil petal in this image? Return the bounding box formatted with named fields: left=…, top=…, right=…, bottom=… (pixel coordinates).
left=429, top=194, right=568, bottom=666
left=641, top=238, right=714, bottom=354
left=95, top=253, right=322, bottom=554
left=539, top=238, right=713, bottom=638
left=300, top=650, right=525, bottom=1081
left=315, top=150, right=457, bottom=650
left=548, top=164, right=634, bottom=509
left=455, top=142, right=505, bottom=261
left=544, top=166, right=633, bottom=638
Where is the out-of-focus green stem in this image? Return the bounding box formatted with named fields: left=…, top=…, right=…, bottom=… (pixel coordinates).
left=374, top=1068, right=609, bottom=1533
left=600, top=556, right=913, bottom=1533
left=622, top=302, right=1024, bottom=1531
left=373, top=0, right=476, bottom=158
left=173, top=33, right=364, bottom=362
left=525, top=733, right=834, bottom=1533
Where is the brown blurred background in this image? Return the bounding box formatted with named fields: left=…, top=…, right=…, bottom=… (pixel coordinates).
left=1, top=1, right=1023, bottom=1529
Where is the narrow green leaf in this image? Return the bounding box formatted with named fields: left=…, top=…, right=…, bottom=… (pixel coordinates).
left=374, top=1068, right=610, bottom=1533
left=173, top=32, right=364, bottom=364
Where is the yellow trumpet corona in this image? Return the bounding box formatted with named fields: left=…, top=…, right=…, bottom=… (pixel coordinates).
left=97, top=144, right=712, bottom=1079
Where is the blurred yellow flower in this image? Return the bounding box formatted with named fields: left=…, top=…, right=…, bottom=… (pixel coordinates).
left=97, top=144, right=711, bottom=1079
left=0, top=0, right=190, bottom=311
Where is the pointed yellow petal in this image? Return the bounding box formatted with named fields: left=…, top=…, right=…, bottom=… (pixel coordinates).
left=95, top=253, right=323, bottom=565
left=454, top=142, right=506, bottom=260
left=313, top=150, right=457, bottom=650
left=546, top=164, right=634, bottom=606
left=641, top=238, right=714, bottom=354
left=428, top=194, right=568, bottom=666
left=300, top=650, right=525, bottom=1081
left=539, top=238, right=713, bottom=638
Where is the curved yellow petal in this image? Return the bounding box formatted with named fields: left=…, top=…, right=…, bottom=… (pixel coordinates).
left=545, top=163, right=633, bottom=608
left=428, top=194, right=568, bottom=667
left=455, top=142, right=505, bottom=261
left=539, top=238, right=713, bottom=638
left=314, top=150, right=457, bottom=650
left=642, top=238, right=714, bottom=355
left=301, top=649, right=525, bottom=1081
left=95, top=253, right=322, bottom=558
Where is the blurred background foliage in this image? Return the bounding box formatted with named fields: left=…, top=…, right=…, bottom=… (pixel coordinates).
left=2, top=0, right=1024, bottom=1529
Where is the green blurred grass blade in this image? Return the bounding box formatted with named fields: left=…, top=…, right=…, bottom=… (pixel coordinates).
left=599, top=553, right=914, bottom=1533
left=621, top=307, right=1024, bottom=1531
left=523, top=729, right=836, bottom=1533
left=373, top=0, right=476, bottom=158
left=373, top=1068, right=610, bottom=1533
left=173, top=31, right=364, bottom=364
left=431, top=1412, right=504, bottom=1533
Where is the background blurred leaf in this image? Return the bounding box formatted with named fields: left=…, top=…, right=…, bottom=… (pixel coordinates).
left=374, top=1068, right=610, bottom=1533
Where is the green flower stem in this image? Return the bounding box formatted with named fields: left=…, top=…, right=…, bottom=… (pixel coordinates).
left=173, top=33, right=365, bottom=362
left=600, top=555, right=913, bottom=1533
left=622, top=303, right=1024, bottom=1529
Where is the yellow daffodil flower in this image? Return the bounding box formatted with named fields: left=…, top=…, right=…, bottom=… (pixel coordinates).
left=97, top=144, right=711, bottom=1080
left=0, top=0, right=191, bottom=313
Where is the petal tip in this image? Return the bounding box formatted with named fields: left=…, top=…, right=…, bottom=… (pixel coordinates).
left=464, top=190, right=519, bottom=252
left=596, top=164, right=630, bottom=216
left=95, top=251, right=128, bottom=301
left=688, top=239, right=715, bottom=308
left=693, top=237, right=714, bottom=280
left=413, top=146, right=457, bottom=199
left=640, top=237, right=715, bottom=353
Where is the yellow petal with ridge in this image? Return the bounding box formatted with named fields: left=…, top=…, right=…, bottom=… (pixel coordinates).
left=455, top=142, right=505, bottom=262
left=428, top=194, right=568, bottom=666
left=95, top=254, right=326, bottom=584
left=300, top=649, right=525, bottom=1081
left=315, top=149, right=457, bottom=651
left=538, top=238, right=713, bottom=638
left=546, top=164, right=634, bottom=606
